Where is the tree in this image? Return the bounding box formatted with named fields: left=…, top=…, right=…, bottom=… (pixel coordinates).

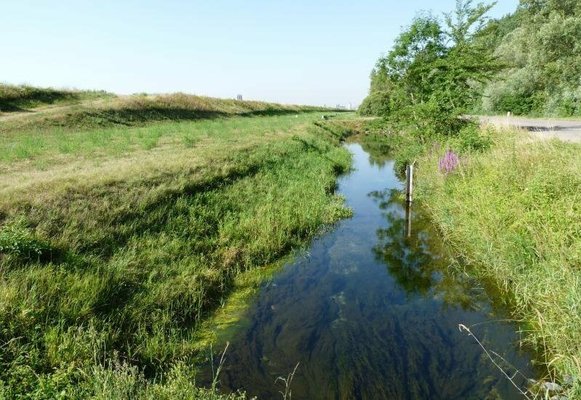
left=478, top=0, right=581, bottom=116
left=359, top=14, right=445, bottom=118
left=360, top=1, right=501, bottom=137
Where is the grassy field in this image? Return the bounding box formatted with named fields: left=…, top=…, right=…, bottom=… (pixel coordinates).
left=353, top=119, right=581, bottom=397
left=0, top=91, right=353, bottom=398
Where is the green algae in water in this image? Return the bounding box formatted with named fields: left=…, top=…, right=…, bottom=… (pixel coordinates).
left=198, top=144, right=542, bottom=399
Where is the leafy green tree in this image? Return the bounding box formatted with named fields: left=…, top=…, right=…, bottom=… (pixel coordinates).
left=359, top=63, right=393, bottom=116
left=359, top=14, right=445, bottom=119
left=361, top=1, right=501, bottom=138
left=479, top=0, right=581, bottom=116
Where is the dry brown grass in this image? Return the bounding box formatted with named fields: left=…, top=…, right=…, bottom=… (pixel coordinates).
left=0, top=92, right=326, bottom=134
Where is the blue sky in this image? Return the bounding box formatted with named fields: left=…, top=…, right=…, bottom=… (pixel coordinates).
left=1, top=1, right=519, bottom=106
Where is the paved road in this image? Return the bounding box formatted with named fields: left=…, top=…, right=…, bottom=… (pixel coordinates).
left=480, top=116, right=581, bottom=143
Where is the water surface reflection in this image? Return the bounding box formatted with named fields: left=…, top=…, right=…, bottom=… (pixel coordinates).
left=201, top=144, right=538, bottom=399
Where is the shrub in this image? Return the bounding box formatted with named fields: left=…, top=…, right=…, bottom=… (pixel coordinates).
left=358, top=91, right=391, bottom=116
left=0, top=217, right=51, bottom=262
left=455, top=124, right=493, bottom=152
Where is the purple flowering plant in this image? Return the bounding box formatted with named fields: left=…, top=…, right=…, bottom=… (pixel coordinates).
left=439, top=150, right=459, bottom=174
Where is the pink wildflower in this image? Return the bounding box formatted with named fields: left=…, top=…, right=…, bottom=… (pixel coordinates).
left=439, top=150, right=459, bottom=174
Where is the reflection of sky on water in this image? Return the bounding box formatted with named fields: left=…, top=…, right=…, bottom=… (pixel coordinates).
left=200, top=144, right=539, bottom=399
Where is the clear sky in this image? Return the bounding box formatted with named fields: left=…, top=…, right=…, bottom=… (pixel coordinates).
left=1, top=0, right=519, bottom=106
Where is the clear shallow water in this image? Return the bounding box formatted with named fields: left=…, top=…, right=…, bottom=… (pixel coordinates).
left=200, top=143, right=539, bottom=399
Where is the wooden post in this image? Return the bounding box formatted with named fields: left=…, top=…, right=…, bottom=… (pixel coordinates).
left=405, top=163, right=414, bottom=204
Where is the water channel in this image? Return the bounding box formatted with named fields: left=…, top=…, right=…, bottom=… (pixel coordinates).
left=201, top=143, right=539, bottom=399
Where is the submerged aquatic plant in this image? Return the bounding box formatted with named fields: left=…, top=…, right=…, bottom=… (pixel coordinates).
left=439, top=150, right=459, bottom=174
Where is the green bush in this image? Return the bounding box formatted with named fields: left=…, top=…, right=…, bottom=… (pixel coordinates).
left=0, top=217, right=51, bottom=262
left=358, top=91, right=391, bottom=116
left=455, top=124, right=493, bottom=152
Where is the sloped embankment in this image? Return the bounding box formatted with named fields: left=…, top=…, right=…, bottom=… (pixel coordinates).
left=0, top=107, right=353, bottom=398
left=0, top=84, right=328, bottom=134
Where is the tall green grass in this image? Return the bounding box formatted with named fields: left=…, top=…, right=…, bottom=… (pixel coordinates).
left=415, top=129, right=581, bottom=397
left=0, top=114, right=320, bottom=165
left=0, top=113, right=352, bottom=398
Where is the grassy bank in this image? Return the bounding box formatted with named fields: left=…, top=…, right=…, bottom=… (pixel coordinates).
left=0, top=84, right=328, bottom=134
left=353, top=117, right=581, bottom=396
left=346, top=115, right=581, bottom=398
left=414, top=129, right=580, bottom=396
left=0, top=83, right=113, bottom=113
left=0, top=98, right=353, bottom=398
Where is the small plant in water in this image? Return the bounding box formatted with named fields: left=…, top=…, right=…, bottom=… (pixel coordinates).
left=439, top=149, right=459, bottom=174
left=459, top=324, right=535, bottom=399
left=276, top=362, right=300, bottom=400
left=210, top=342, right=230, bottom=392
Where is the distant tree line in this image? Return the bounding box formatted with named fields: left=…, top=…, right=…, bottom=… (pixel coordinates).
left=360, top=0, right=581, bottom=122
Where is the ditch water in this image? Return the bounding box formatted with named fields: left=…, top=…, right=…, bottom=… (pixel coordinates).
left=201, top=143, right=539, bottom=399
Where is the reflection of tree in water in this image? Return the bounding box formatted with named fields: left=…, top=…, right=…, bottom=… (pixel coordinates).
left=357, top=135, right=394, bottom=167
left=370, top=188, right=480, bottom=311
left=198, top=155, right=539, bottom=400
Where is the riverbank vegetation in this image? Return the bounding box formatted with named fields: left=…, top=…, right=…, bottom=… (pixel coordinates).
left=0, top=93, right=352, bottom=398
left=416, top=128, right=581, bottom=398
left=357, top=0, right=581, bottom=397
left=359, top=0, right=500, bottom=134
left=356, top=105, right=581, bottom=400
left=361, top=0, right=581, bottom=118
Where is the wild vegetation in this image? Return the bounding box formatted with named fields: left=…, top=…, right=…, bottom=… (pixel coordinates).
left=361, top=0, right=581, bottom=118
left=415, top=127, right=581, bottom=398
left=0, top=85, right=326, bottom=134
left=355, top=112, right=581, bottom=399
left=0, top=83, right=112, bottom=113
left=357, top=0, right=581, bottom=397
left=477, top=0, right=581, bottom=116
left=359, top=0, right=500, bottom=136
left=0, top=91, right=352, bottom=398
